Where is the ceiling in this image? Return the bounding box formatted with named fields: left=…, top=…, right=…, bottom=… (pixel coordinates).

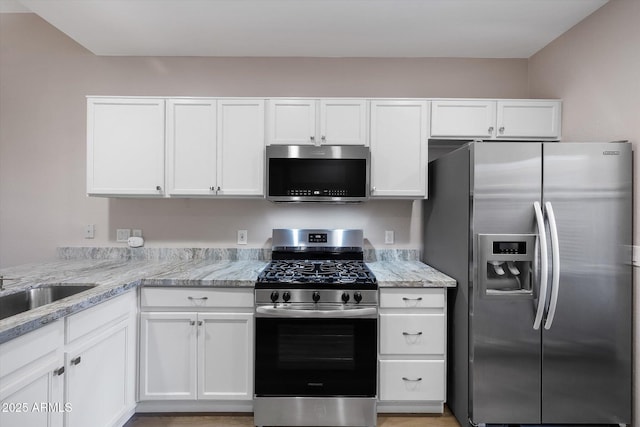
left=2, top=0, right=609, bottom=58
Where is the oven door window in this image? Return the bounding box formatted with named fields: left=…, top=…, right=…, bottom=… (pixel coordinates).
left=255, top=317, right=377, bottom=397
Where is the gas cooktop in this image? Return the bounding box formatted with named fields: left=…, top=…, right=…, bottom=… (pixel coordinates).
left=256, top=259, right=377, bottom=287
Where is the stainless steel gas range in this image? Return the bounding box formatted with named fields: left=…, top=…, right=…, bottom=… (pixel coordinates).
left=254, top=229, right=378, bottom=427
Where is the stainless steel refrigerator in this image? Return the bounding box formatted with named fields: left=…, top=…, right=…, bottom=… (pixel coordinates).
left=423, top=141, right=632, bottom=426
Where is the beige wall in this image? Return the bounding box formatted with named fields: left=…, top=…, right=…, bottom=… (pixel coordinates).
left=529, top=0, right=639, bottom=424
left=0, top=13, right=529, bottom=267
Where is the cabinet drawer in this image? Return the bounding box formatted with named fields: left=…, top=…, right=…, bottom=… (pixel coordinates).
left=380, top=313, right=445, bottom=355
left=0, top=321, right=63, bottom=379
left=141, top=287, right=253, bottom=309
left=379, top=288, right=444, bottom=309
left=379, top=360, right=445, bottom=401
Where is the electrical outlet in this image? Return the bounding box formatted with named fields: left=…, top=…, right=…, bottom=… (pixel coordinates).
left=85, top=224, right=95, bottom=239
left=633, top=245, right=640, bottom=267
left=132, top=229, right=143, bottom=238
left=237, top=230, right=248, bottom=245
left=116, top=229, right=131, bottom=243
left=384, top=230, right=394, bottom=244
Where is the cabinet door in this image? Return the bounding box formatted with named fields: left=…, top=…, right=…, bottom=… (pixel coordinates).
left=217, top=99, right=265, bottom=196
left=65, top=323, right=131, bottom=427
left=0, top=321, right=64, bottom=427
left=0, top=363, right=64, bottom=427
left=430, top=100, right=496, bottom=138
left=319, top=99, right=368, bottom=145
left=87, top=97, right=165, bottom=196
left=198, top=313, right=253, bottom=400
left=267, top=99, right=317, bottom=145
left=370, top=100, right=429, bottom=197
left=497, top=100, right=561, bottom=139
left=139, top=312, right=197, bottom=400
left=166, top=99, right=217, bottom=196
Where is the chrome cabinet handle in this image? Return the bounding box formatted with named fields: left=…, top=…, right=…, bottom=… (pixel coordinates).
left=321, top=135, right=326, bottom=142
left=70, top=356, right=81, bottom=366
left=198, top=320, right=203, bottom=326
left=156, top=185, right=162, bottom=191
left=210, top=186, right=215, bottom=191
left=402, top=331, right=423, bottom=336
left=402, top=377, right=422, bottom=382
left=190, top=320, right=196, bottom=326
left=402, top=297, right=422, bottom=301
left=217, top=186, right=221, bottom=192
left=488, top=126, right=494, bottom=134
left=310, top=136, right=315, bottom=141
left=188, top=296, right=208, bottom=300
left=498, top=126, right=505, bottom=134
left=54, top=366, right=65, bottom=376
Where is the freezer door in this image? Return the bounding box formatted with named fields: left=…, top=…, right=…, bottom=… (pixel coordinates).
left=541, top=142, right=632, bottom=424
left=470, top=142, right=543, bottom=424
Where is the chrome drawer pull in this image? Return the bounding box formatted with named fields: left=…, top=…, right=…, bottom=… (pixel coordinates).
left=402, top=297, right=422, bottom=301
left=402, top=331, right=423, bottom=336
left=187, top=296, right=208, bottom=300
left=402, top=377, right=422, bottom=382
left=71, top=356, right=81, bottom=366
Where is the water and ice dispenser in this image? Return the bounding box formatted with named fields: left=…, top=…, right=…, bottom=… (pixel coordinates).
left=478, top=234, right=537, bottom=297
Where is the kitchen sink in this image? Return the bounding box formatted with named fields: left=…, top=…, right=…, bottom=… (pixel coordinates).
left=0, top=284, right=97, bottom=321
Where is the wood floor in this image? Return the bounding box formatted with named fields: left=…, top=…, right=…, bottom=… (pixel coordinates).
left=125, top=409, right=461, bottom=427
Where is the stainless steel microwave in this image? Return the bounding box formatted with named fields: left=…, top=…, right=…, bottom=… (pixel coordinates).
left=266, top=145, right=370, bottom=202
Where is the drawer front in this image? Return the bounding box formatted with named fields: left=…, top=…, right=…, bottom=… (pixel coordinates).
left=380, top=313, right=445, bottom=355
left=379, top=360, right=445, bottom=401
left=141, top=287, right=254, bottom=309
left=379, top=288, right=444, bottom=309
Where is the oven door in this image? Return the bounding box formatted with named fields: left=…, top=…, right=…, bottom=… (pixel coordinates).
left=254, top=313, right=377, bottom=397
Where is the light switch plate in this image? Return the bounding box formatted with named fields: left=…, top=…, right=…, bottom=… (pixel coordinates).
left=384, top=230, right=394, bottom=244
left=84, top=224, right=95, bottom=239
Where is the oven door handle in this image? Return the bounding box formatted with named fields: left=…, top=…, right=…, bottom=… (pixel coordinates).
left=255, top=306, right=378, bottom=318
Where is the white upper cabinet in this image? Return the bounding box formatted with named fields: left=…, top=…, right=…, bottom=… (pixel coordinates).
left=216, top=99, right=265, bottom=196
left=496, top=100, right=561, bottom=139
left=87, top=97, right=165, bottom=196
left=430, top=99, right=561, bottom=140
left=370, top=100, right=429, bottom=198
left=166, top=99, right=218, bottom=196
left=430, top=100, right=496, bottom=139
left=166, top=99, right=265, bottom=197
left=267, top=99, right=368, bottom=146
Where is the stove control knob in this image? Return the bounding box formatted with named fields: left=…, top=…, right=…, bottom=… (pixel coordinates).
left=312, top=291, right=321, bottom=303
left=282, top=291, right=291, bottom=302
left=341, top=292, right=350, bottom=303
left=270, top=291, right=279, bottom=303
left=353, top=291, right=363, bottom=304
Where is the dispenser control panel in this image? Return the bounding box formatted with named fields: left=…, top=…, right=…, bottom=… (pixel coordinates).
left=493, top=241, right=527, bottom=255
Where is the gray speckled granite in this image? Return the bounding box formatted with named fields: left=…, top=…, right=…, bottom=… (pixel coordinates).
left=57, top=247, right=271, bottom=261
left=1, top=248, right=453, bottom=344
left=367, top=261, right=456, bottom=288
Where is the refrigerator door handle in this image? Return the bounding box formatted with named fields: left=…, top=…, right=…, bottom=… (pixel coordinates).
left=533, top=201, right=549, bottom=330
left=544, top=201, right=561, bottom=330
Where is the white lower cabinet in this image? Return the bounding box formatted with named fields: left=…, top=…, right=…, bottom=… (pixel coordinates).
left=138, top=287, right=254, bottom=411
left=378, top=288, right=447, bottom=413
left=0, top=291, right=136, bottom=427
left=64, top=291, right=137, bottom=427
left=0, top=322, right=65, bottom=427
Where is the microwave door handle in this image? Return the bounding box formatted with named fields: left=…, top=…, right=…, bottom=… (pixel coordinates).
left=544, top=201, right=561, bottom=330
left=533, top=201, right=549, bottom=330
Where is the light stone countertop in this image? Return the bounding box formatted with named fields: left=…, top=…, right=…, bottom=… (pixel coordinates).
left=0, top=257, right=455, bottom=344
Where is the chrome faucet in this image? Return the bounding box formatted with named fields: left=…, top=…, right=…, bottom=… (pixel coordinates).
left=0, top=275, right=19, bottom=291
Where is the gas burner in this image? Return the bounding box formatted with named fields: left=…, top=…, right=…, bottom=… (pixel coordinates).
left=257, top=259, right=376, bottom=287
